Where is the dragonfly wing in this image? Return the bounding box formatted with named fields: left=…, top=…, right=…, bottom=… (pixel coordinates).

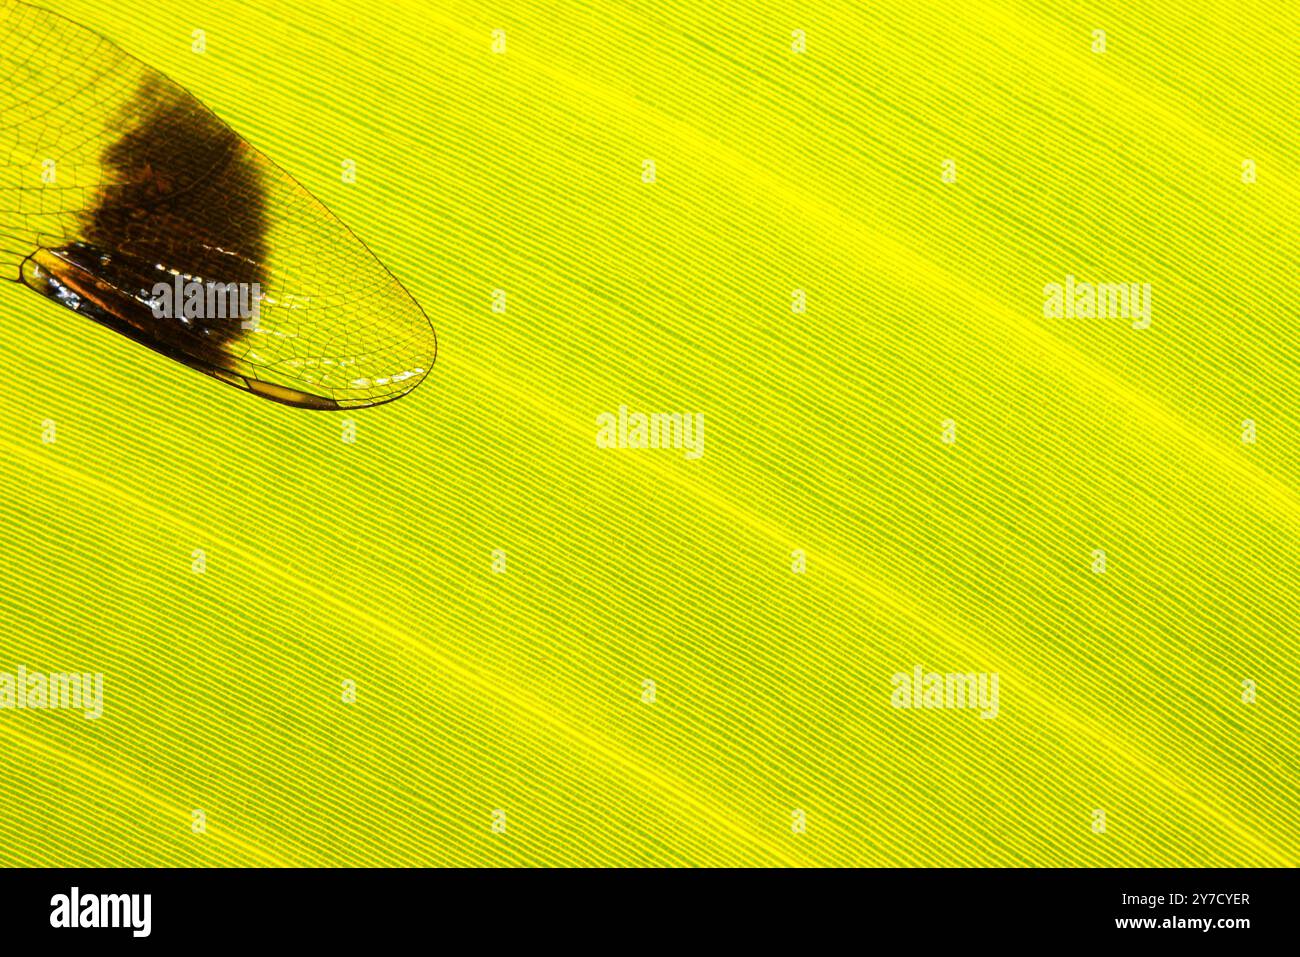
left=0, top=0, right=436, bottom=409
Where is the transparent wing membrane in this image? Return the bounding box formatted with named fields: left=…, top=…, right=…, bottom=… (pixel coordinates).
left=0, top=0, right=436, bottom=409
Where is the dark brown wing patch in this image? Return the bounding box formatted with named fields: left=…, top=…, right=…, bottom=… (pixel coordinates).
left=2, top=0, right=437, bottom=410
